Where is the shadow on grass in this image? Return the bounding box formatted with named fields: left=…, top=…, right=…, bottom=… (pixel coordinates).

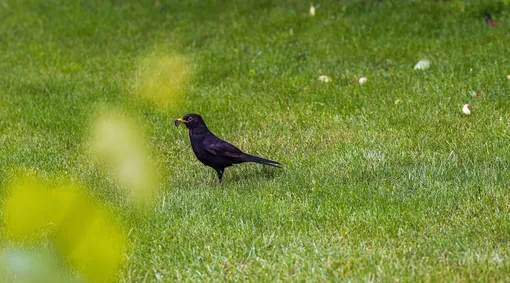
left=226, top=164, right=281, bottom=184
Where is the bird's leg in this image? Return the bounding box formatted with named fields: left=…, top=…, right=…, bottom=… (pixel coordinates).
left=216, top=169, right=224, bottom=185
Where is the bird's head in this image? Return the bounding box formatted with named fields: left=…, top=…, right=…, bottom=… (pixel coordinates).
left=174, top=113, right=206, bottom=129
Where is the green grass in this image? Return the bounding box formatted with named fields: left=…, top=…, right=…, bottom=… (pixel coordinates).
left=2, top=0, right=510, bottom=281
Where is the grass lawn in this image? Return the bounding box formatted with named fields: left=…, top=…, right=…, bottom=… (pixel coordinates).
left=1, top=0, right=510, bottom=281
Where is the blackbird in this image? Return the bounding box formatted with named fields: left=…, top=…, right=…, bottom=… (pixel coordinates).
left=175, top=113, right=280, bottom=184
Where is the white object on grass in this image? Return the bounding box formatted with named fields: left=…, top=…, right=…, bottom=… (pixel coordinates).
left=462, top=104, right=471, bottom=115
left=414, top=59, right=430, bottom=70
left=310, top=5, right=316, bottom=16
left=318, top=75, right=331, bottom=83
left=359, top=77, right=367, bottom=85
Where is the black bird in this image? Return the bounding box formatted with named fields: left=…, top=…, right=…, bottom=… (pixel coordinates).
left=175, top=113, right=280, bottom=184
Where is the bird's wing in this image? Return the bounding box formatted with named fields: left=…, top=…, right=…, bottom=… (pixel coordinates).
left=203, top=134, right=247, bottom=159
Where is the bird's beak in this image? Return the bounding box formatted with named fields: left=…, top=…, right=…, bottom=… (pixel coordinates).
left=174, top=118, right=188, bottom=128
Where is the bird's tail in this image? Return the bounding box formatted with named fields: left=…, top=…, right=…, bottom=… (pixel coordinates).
left=245, top=155, right=281, bottom=168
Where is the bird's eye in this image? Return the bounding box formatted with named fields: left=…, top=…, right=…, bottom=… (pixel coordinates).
left=188, top=117, right=193, bottom=121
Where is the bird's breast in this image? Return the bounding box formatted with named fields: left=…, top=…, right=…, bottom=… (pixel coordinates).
left=189, top=133, right=210, bottom=162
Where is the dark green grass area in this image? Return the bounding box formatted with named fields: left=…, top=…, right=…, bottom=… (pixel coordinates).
left=2, top=0, right=510, bottom=281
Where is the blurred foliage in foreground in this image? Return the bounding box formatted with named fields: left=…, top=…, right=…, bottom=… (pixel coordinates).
left=2, top=173, right=127, bottom=282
